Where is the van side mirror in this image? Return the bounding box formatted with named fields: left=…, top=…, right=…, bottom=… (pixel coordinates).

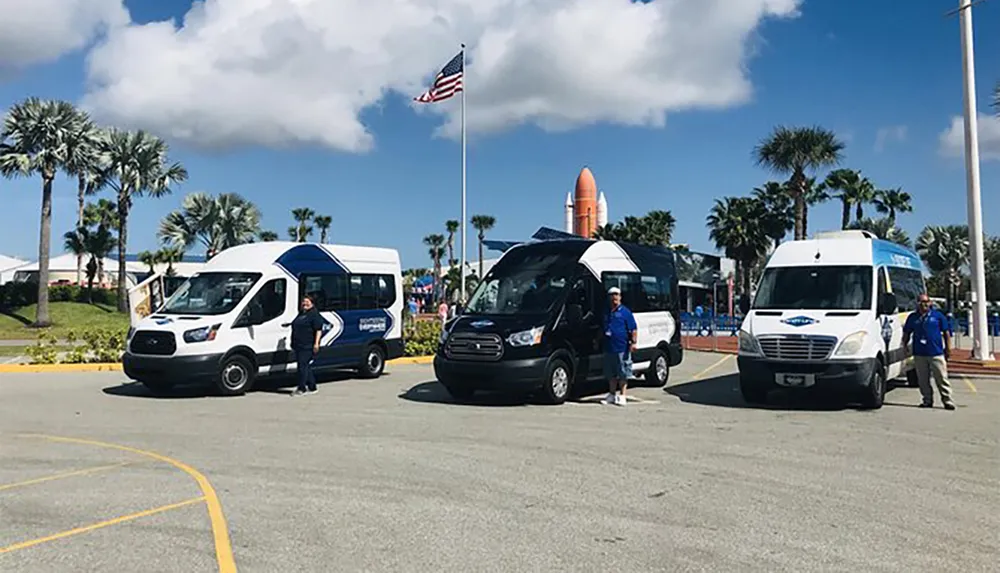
left=564, top=303, right=583, bottom=325
left=878, top=293, right=897, bottom=315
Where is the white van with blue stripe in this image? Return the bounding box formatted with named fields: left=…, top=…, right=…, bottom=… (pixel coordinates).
left=123, top=242, right=403, bottom=395
left=737, top=230, right=925, bottom=409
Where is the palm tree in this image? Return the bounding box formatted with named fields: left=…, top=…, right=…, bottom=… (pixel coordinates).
left=137, top=250, right=159, bottom=274
left=707, top=197, right=771, bottom=295
left=754, top=126, right=845, bottom=240
left=63, top=224, right=115, bottom=301
left=156, top=245, right=185, bottom=277
left=820, top=169, right=861, bottom=230
left=84, top=198, right=118, bottom=230
left=0, top=98, right=82, bottom=326
left=470, top=214, right=496, bottom=279
left=159, top=192, right=261, bottom=258
left=445, top=219, right=460, bottom=267
left=873, top=187, right=912, bottom=224
left=848, top=217, right=912, bottom=248
left=98, top=129, right=188, bottom=312
left=423, top=234, right=446, bottom=302
left=752, top=181, right=793, bottom=246
left=63, top=114, right=106, bottom=285
left=259, top=230, right=278, bottom=242
left=289, top=208, right=314, bottom=242
left=917, top=225, right=970, bottom=312
left=314, top=215, right=332, bottom=243
left=594, top=211, right=676, bottom=246
left=801, top=177, right=826, bottom=238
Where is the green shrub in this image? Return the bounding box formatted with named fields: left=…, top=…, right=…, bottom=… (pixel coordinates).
left=25, top=326, right=127, bottom=364
left=404, top=317, right=440, bottom=357
left=0, top=282, right=118, bottom=310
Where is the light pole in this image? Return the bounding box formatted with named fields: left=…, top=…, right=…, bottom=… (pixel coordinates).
left=956, top=0, right=994, bottom=360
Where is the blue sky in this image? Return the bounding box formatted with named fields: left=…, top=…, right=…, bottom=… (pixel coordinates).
left=1, top=0, right=999, bottom=270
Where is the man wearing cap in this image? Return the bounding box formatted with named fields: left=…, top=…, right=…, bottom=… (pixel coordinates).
left=603, top=286, right=638, bottom=406
left=902, top=293, right=955, bottom=410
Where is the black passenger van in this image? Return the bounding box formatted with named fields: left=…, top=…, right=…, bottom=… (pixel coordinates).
left=433, top=239, right=682, bottom=404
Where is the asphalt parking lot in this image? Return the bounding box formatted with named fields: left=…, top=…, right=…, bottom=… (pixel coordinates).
left=1, top=351, right=997, bottom=572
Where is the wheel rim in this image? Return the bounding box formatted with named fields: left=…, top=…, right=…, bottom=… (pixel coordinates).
left=222, top=362, right=247, bottom=390
left=368, top=350, right=382, bottom=373
left=551, top=366, right=569, bottom=398
left=656, top=356, right=668, bottom=381
left=873, top=369, right=884, bottom=397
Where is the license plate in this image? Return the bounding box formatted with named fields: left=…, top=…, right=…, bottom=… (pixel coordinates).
left=776, top=373, right=814, bottom=387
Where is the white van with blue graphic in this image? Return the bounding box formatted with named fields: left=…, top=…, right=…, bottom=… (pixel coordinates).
left=737, top=230, right=926, bottom=409
left=123, top=242, right=403, bottom=395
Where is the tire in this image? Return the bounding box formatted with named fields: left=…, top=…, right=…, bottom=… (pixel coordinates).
left=539, top=357, right=572, bottom=405
left=905, top=368, right=919, bottom=388
left=645, top=349, right=670, bottom=387
left=739, top=375, right=769, bottom=404
left=140, top=378, right=174, bottom=394
left=859, top=362, right=886, bottom=410
left=216, top=353, right=255, bottom=396
left=358, top=344, right=386, bottom=379
left=441, top=382, right=475, bottom=401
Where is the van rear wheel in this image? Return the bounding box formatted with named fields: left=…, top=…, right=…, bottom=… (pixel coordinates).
left=359, top=344, right=386, bottom=379
left=645, top=350, right=670, bottom=387
left=216, top=354, right=255, bottom=396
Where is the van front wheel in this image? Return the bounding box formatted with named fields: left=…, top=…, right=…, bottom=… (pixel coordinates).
left=540, top=358, right=572, bottom=405
left=217, top=354, right=255, bottom=396
left=859, top=362, right=886, bottom=410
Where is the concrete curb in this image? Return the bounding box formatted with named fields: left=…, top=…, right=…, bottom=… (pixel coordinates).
left=0, top=355, right=437, bottom=374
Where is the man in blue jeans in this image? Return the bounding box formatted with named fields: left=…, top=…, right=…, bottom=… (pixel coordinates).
left=603, top=286, right=638, bottom=407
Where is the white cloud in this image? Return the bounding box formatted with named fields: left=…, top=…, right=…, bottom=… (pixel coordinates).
left=939, top=114, right=1000, bottom=161
left=0, top=0, right=127, bottom=70
left=874, top=125, right=906, bottom=152
left=80, top=0, right=801, bottom=152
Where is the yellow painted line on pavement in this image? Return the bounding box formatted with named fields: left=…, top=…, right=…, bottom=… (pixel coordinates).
left=961, top=375, right=978, bottom=393
left=387, top=355, right=434, bottom=365
left=18, top=434, right=237, bottom=572
left=0, top=461, right=131, bottom=492
left=0, top=496, right=205, bottom=555
left=0, top=363, right=123, bottom=373
left=690, top=354, right=734, bottom=381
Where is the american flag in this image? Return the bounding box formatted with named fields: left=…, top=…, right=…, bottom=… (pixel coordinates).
left=414, top=51, right=463, bottom=103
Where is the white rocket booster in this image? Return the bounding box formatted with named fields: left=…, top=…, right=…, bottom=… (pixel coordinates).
left=564, top=192, right=574, bottom=233
left=597, top=191, right=608, bottom=227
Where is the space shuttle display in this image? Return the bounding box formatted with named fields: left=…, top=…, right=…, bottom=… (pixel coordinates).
left=563, top=167, right=608, bottom=238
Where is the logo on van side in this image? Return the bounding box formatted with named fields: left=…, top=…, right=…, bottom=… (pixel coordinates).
left=781, top=315, right=818, bottom=327
left=359, top=317, right=387, bottom=332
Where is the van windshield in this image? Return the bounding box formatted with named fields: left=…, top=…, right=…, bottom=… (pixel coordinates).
left=754, top=265, right=872, bottom=311
left=161, top=272, right=261, bottom=315
left=466, top=252, right=576, bottom=315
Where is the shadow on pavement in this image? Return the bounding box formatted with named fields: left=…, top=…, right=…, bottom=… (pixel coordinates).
left=665, top=373, right=908, bottom=411
left=399, top=381, right=532, bottom=407
left=102, top=370, right=366, bottom=399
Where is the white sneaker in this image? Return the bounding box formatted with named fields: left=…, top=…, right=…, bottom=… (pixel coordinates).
left=615, top=394, right=627, bottom=406
left=602, top=393, right=616, bottom=405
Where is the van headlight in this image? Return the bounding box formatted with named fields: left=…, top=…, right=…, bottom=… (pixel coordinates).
left=183, top=324, right=221, bottom=343
left=835, top=331, right=868, bottom=356
left=738, top=330, right=762, bottom=356
left=507, top=326, right=544, bottom=347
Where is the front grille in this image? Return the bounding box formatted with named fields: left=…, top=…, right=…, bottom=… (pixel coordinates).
left=129, top=330, right=177, bottom=356
left=445, top=332, right=503, bottom=361
left=757, top=335, right=836, bottom=361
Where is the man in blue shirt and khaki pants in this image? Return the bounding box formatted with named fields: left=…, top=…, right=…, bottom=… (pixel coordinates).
left=902, top=293, right=955, bottom=410
left=603, top=286, right=638, bottom=407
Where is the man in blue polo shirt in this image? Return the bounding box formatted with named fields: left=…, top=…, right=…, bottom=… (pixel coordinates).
left=603, top=286, right=638, bottom=407
left=902, top=293, right=955, bottom=410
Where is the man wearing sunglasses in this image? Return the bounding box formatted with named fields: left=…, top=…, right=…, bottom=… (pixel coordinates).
left=902, top=294, right=955, bottom=410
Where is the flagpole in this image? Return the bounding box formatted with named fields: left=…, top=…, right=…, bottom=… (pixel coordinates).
left=460, top=43, right=468, bottom=305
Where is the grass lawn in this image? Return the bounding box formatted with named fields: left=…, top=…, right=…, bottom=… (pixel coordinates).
left=0, top=345, right=28, bottom=357
left=0, top=302, right=130, bottom=340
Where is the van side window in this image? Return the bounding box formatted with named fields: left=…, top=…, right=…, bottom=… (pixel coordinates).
left=303, top=273, right=396, bottom=311
left=887, top=267, right=924, bottom=312
left=641, top=275, right=671, bottom=311
left=238, top=278, right=286, bottom=325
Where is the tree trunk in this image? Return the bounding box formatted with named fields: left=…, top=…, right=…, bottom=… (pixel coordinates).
left=793, top=179, right=806, bottom=240
left=447, top=240, right=454, bottom=269
left=841, top=200, right=851, bottom=230
left=35, top=176, right=54, bottom=327
left=888, top=209, right=895, bottom=226
left=76, top=174, right=86, bottom=285
left=802, top=201, right=809, bottom=240
left=741, top=258, right=752, bottom=296
left=478, top=235, right=484, bottom=281
left=86, top=256, right=95, bottom=304
left=320, top=229, right=327, bottom=243
left=855, top=202, right=864, bottom=222
left=117, top=189, right=130, bottom=313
